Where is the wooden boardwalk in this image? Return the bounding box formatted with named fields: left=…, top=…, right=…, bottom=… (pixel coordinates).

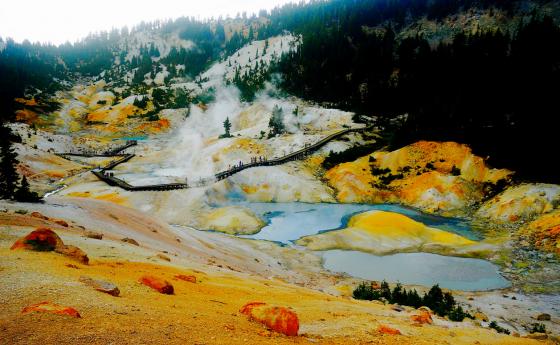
left=84, top=126, right=371, bottom=192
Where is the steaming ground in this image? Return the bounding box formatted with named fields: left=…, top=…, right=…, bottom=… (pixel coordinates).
left=35, top=34, right=363, bottom=230
left=128, top=34, right=357, bottom=183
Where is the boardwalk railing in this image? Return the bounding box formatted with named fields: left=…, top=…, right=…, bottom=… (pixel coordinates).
left=88, top=126, right=371, bottom=191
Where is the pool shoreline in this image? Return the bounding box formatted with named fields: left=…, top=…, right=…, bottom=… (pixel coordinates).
left=206, top=201, right=509, bottom=291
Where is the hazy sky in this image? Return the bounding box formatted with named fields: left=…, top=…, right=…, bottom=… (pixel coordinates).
left=0, top=0, right=297, bottom=45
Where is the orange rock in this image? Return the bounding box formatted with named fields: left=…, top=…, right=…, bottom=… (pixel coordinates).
left=377, top=324, right=401, bottom=335
left=139, top=275, right=174, bottom=294
left=11, top=228, right=89, bottom=264
left=30, top=212, right=49, bottom=220
left=121, top=237, right=139, bottom=246
left=53, top=219, right=69, bottom=227
left=21, top=301, right=81, bottom=318
left=10, top=228, right=63, bottom=251
left=55, top=245, right=89, bottom=265
left=175, top=274, right=196, bottom=283
left=411, top=309, right=433, bottom=325
left=240, top=301, right=299, bottom=336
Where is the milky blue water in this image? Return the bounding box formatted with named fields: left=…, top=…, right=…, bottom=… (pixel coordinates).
left=322, top=250, right=510, bottom=291
left=232, top=202, right=482, bottom=243
left=210, top=202, right=509, bottom=291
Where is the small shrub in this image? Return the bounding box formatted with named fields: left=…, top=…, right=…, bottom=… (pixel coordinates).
left=398, top=166, right=411, bottom=173
left=530, top=323, right=546, bottom=334
left=321, top=144, right=378, bottom=170
left=370, top=167, right=391, bottom=175
left=448, top=305, right=471, bottom=322
left=451, top=165, right=461, bottom=176
left=489, top=321, right=510, bottom=334
left=482, top=178, right=510, bottom=200
left=133, top=96, right=148, bottom=109
left=378, top=172, right=403, bottom=185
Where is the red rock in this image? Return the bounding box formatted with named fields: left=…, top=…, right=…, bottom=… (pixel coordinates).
left=55, top=245, right=89, bottom=265
left=411, top=309, right=433, bottom=325
left=11, top=228, right=89, bottom=264
left=21, top=301, right=81, bottom=318
left=377, top=324, right=401, bottom=335
left=139, top=275, right=174, bottom=294
left=175, top=274, right=196, bottom=283
left=240, top=301, right=299, bottom=336
left=30, top=211, right=49, bottom=220
left=10, top=228, right=63, bottom=251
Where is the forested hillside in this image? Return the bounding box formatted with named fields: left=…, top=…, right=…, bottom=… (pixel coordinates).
left=273, top=2, right=560, bottom=183
left=1, top=0, right=559, bottom=182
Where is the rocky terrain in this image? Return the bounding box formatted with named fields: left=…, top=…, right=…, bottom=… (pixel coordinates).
left=2, top=7, right=560, bottom=343
left=1, top=198, right=557, bottom=344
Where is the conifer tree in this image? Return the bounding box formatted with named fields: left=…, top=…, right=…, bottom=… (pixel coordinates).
left=0, top=125, right=20, bottom=199
left=14, top=176, right=40, bottom=202
left=222, top=117, right=232, bottom=138
left=268, top=105, right=285, bottom=137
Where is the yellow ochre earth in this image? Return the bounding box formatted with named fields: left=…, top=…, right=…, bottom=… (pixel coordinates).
left=297, top=210, right=494, bottom=257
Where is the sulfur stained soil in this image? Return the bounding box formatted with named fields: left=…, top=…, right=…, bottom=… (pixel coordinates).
left=0, top=200, right=550, bottom=345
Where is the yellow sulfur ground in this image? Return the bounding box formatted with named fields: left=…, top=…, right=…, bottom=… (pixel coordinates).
left=0, top=222, right=541, bottom=345
left=66, top=191, right=130, bottom=206
left=296, top=211, right=492, bottom=257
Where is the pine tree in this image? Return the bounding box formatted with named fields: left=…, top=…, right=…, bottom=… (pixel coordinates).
left=391, top=283, right=406, bottom=305
left=14, top=176, right=40, bottom=202
left=0, top=125, right=20, bottom=199
left=268, top=105, right=285, bottom=138
left=380, top=280, right=391, bottom=301
left=221, top=117, right=232, bottom=138
left=248, top=26, right=254, bottom=40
